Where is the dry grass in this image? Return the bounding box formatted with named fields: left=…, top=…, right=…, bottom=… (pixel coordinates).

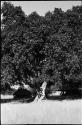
left=1, top=99, right=82, bottom=124
left=1, top=94, right=13, bottom=99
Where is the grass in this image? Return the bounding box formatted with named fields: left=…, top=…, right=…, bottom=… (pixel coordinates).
left=1, top=99, right=82, bottom=124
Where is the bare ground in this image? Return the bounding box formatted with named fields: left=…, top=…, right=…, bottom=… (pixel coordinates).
left=1, top=99, right=82, bottom=124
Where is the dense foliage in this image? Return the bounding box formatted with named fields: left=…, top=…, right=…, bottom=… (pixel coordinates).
left=1, top=2, right=82, bottom=95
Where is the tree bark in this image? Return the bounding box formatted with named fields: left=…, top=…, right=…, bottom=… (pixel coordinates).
left=34, top=81, right=47, bottom=101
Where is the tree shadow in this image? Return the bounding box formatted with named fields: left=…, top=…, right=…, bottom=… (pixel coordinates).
left=1, top=90, right=82, bottom=103
left=46, top=95, right=82, bottom=101
left=1, top=97, right=35, bottom=103
left=46, top=90, right=82, bottom=101
left=1, top=98, right=14, bottom=103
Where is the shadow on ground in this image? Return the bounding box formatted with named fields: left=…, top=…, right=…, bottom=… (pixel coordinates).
left=46, top=95, right=82, bottom=101
left=1, top=97, right=35, bottom=103
left=1, top=90, right=82, bottom=103
left=1, top=95, right=82, bottom=103
left=46, top=90, right=82, bottom=101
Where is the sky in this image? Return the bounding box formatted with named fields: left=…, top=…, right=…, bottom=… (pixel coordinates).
left=1, top=1, right=81, bottom=16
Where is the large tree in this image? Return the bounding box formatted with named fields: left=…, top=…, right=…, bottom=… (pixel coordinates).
left=1, top=2, right=82, bottom=98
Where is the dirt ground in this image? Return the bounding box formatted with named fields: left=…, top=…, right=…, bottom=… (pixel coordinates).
left=1, top=99, right=82, bottom=124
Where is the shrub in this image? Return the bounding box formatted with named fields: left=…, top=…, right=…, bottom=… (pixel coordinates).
left=13, top=87, right=32, bottom=99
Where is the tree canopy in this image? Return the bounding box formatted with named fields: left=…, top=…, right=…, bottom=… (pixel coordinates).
left=1, top=2, right=82, bottom=94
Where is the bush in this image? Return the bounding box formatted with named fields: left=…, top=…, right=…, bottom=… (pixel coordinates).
left=13, top=87, right=32, bottom=99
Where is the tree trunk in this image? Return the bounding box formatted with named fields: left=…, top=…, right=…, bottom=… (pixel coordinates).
left=34, top=81, right=47, bottom=101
